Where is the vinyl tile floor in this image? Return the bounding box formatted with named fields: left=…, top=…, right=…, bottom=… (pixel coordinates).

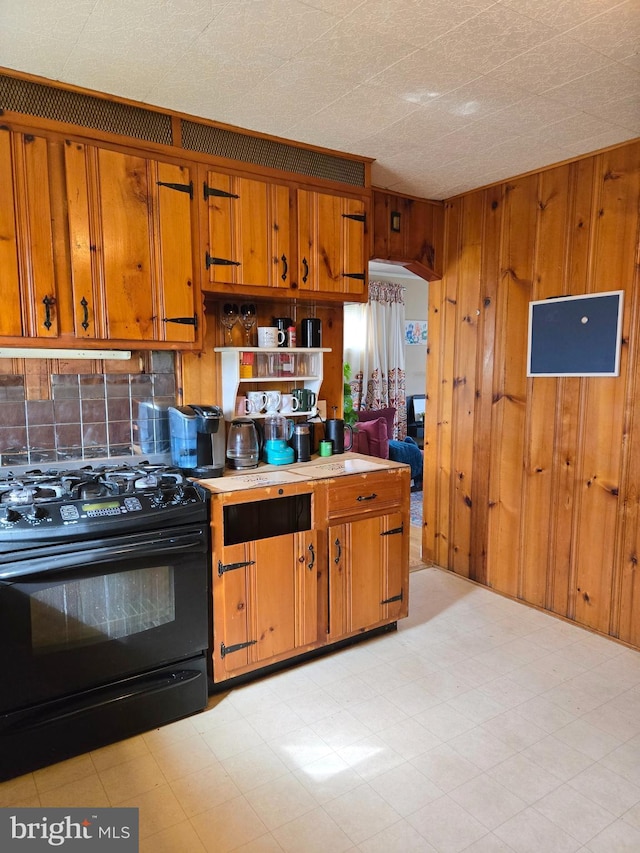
left=3, top=565, right=640, bottom=853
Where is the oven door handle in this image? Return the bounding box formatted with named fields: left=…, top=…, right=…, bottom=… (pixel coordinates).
left=0, top=529, right=207, bottom=582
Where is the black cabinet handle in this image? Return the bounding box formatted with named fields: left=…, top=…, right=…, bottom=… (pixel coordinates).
left=80, top=296, right=89, bottom=331
left=334, top=537, right=341, bottom=565
left=281, top=254, right=288, bottom=281
left=357, top=493, right=378, bottom=502
left=42, top=295, right=55, bottom=330
left=302, top=257, right=309, bottom=284
left=307, top=542, right=315, bottom=571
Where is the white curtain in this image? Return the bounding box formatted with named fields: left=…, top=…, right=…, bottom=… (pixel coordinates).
left=344, top=281, right=406, bottom=438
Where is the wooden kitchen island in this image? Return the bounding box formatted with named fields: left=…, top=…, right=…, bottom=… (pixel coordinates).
left=197, top=454, right=410, bottom=687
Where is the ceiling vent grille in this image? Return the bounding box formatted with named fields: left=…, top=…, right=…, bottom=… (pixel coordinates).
left=182, top=120, right=365, bottom=187
left=0, top=74, right=173, bottom=145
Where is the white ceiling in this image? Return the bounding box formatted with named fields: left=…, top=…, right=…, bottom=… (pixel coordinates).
left=1, top=0, right=638, bottom=200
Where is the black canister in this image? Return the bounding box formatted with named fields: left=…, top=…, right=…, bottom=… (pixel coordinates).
left=291, top=422, right=311, bottom=462
left=300, top=318, right=322, bottom=348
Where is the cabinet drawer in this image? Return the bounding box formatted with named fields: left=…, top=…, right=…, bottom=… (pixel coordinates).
left=327, top=473, right=403, bottom=518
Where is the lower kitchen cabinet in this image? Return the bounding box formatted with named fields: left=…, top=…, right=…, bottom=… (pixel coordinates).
left=328, top=511, right=407, bottom=641
left=211, top=530, right=319, bottom=681
left=206, top=461, right=410, bottom=685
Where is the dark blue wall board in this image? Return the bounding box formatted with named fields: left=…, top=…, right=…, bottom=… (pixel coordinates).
left=527, top=291, right=623, bottom=377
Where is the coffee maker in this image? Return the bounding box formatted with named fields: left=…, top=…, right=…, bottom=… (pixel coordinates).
left=168, top=405, right=226, bottom=477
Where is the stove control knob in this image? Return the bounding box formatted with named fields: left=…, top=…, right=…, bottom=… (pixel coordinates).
left=30, top=506, right=49, bottom=521
left=3, top=508, right=21, bottom=524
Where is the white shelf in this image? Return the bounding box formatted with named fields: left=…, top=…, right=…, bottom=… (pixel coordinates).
left=216, top=347, right=331, bottom=421
left=238, top=410, right=317, bottom=420
left=214, top=347, right=331, bottom=353
left=237, top=376, right=319, bottom=383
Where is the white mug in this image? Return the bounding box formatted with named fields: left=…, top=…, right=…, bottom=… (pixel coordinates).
left=257, top=327, right=286, bottom=348
left=280, top=393, right=300, bottom=414
left=265, top=390, right=281, bottom=413
left=246, top=391, right=267, bottom=413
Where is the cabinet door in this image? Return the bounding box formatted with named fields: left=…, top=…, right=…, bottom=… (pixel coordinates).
left=297, top=188, right=367, bottom=298
left=65, top=142, right=197, bottom=343
left=328, top=512, right=406, bottom=640
left=0, top=129, right=57, bottom=338
left=154, top=161, right=198, bottom=344
left=203, top=170, right=291, bottom=290
left=212, top=531, right=318, bottom=681
left=211, top=542, right=253, bottom=679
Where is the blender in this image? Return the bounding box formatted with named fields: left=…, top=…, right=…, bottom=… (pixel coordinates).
left=262, top=414, right=295, bottom=465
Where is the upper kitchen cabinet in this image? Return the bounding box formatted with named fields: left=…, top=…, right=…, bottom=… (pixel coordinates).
left=200, top=177, right=370, bottom=303
left=64, top=141, right=200, bottom=348
left=202, top=168, right=291, bottom=294
left=297, top=188, right=369, bottom=300
left=0, top=129, right=58, bottom=339
left=372, top=188, right=444, bottom=281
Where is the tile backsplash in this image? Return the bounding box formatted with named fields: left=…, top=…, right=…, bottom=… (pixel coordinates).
left=0, top=356, right=176, bottom=466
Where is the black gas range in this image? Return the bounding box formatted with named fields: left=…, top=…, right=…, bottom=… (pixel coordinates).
left=0, top=461, right=211, bottom=781
left=0, top=462, right=206, bottom=556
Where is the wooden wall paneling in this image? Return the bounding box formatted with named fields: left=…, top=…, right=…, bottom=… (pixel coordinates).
left=573, top=147, right=640, bottom=633
left=486, top=177, right=538, bottom=598
left=23, top=358, right=51, bottom=400
left=617, top=275, right=640, bottom=646
left=547, top=159, right=596, bottom=618
left=177, top=301, right=219, bottom=406
left=423, top=277, right=442, bottom=562
left=614, top=147, right=640, bottom=646
left=430, top=139, right=640, bottom=649
left=470, top=185, right=502, bottom=584
left=440, top=206, right=460, bottom=570
left=520, top=166, right=571, bottom=608
left=313, top=302, right=342, bottom=418
left=450, top=193, right=483, bottom=576
left=407, top=196, right=444, bottom=280
left=427, top=199, right=460, bottom=567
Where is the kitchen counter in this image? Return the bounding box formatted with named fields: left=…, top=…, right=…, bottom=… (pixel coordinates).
left=196, top=451, right=407, bottom=493
left=204, top=450, right=411, bottom=685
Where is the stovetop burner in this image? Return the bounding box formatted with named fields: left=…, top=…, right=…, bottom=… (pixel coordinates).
left=0, top=462, right=206, bottom=545
left=0, top=463, right=189, bottom=505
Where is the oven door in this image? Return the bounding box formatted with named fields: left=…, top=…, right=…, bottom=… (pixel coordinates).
left=0, top=524, right=209, bottom=714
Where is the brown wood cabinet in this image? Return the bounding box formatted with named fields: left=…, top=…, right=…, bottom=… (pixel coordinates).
left=211, top=529, right=319, bottom=681
left=328, top=512, right=407, bottom=640
left=202, top=168, right=291, bottom=292
left=64, top=142, right=199, bottom=346
left=200, top=178, right=369, bottom=302
left=372, top=188, right=444, bottom=281
left=209, top=483, right=320, bottom=682
left=206, top=462, right=410, bottom=685
left=0, top=129, right=58, bottom=338
left=297, top=188, right=368, bottom=299
left=323, top=470, right=409, bottom=640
